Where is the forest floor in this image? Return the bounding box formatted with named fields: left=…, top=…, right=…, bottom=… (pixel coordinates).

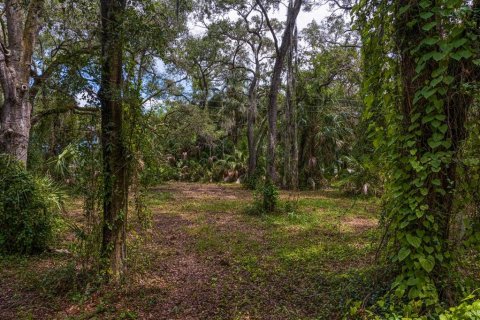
left=0, top=182, right=385, bottom=320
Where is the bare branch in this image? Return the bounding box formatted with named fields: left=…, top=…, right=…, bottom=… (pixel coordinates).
left=255, top=0, right=279, bottom=54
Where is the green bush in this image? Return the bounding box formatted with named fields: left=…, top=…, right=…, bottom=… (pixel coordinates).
left=262, top=181, right=278, bottom=212
left=0, top=155, right=63, bottom=254
left=244, top=181, right=279, bottom=215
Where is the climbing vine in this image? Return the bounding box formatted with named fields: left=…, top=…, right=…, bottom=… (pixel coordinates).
left=355, top=0, right=480, bottom=313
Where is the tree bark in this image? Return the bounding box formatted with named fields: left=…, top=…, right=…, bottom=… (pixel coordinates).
left=0, top=0, right=44, bottom=163
left=99, top=0, right=128, bottom=281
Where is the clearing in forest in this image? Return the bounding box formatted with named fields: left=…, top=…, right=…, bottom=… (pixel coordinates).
left=0, top=182, right=381, bottom=320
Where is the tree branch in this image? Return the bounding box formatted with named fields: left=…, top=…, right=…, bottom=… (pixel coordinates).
left=31, top=104, right=99, bottom=126
left=255, top=0, right=279, bottom=55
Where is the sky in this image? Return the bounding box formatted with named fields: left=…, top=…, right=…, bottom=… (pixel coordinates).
left=282, top=5, right=331, bottom=31
left=190, top=3, right=332, bottom=36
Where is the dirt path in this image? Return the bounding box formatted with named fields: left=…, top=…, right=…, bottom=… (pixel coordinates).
left=152, top=182, right=252, bottom=200
left=130, top=183, right=270, bottom=319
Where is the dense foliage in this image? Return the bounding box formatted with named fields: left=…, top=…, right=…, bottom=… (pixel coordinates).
left=0, top=156, right=63, bottom=254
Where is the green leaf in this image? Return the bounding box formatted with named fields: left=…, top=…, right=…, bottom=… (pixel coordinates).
left=419, top=256, right=435, bottom=272
left=422, top=37, right=438, bottom=46
left=421, top=87, right=437, bottom=99
left=419, top=0, right=431, bottom=8
left=452, top=49, right=473, bottom=61
left=432, top=66, right=447, bottom=77
left=406, top=277, right=419, bottom=286
left=420, top=11, right=433, bottom=19
left=422, top=21, right=437, bottom=31
left=425, top=246, right=434, bottom=254
left=365, top=94, right=374, bottom=107
left=443, top=76, right=454, bottom=85
left=458, top=49, right=473, bottom=59
left=451, top=38, right=467, bottom=48
left=428, top=139, right=442, bottom=149
left=399, top=4, right=411, bottom=15
left=411, top=112, right=421, bottom=122
left=452, top=52, right=462, bottom=60
left=408, top=287, right=421, bottom=299
left=439, top=124, right=448, bottom=134
left=430, top=76, right=443, bottom=87
left=398, top=247, right=411, bottom=261
left=406, top=234, right=422, bottom=248
left=432, top=51, right=445, bottom=61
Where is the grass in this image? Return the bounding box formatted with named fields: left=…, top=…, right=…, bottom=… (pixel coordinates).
left=0, top=182, right=387, bottom=319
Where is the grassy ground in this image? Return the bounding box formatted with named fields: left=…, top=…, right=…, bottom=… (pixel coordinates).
left=0, top=182, right=384, bottom=320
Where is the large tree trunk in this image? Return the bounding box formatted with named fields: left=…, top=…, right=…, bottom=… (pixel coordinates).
left=99, top=0, right=128, bottom=281
left=390, top=0, right=479, bottom=301
left=0, top=98, right=32, bottom=162
left=264, top=0, right=302, bottom=186
left=0, top=0, right=44, bottom=163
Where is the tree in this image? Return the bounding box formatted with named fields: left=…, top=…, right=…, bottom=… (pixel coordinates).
left=259, top=0, right=302, bottom=181
left=99, top=0, right=128, bottom=281
left=257, top=0, right=303, bottom=209
left=357, top=0, right=480, bottom=308
left=205, top=4, right=270, bottom=182
left=0, top=0, right=45, bottom=163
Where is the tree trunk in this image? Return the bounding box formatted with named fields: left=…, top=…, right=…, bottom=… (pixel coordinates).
left=290, top=28, right=299, bottom=190
left=265, top=0, right=302, bottom=185
left=247, top=70, right=258, bottom=178
left=99, top=0, right=128, bottom=281
left=283, top=26, right=298, bottom=190
left=0, top=0, right=44, bottom=163
left=0, top=98, right=32, bottom=162
left=391, top=0, right=479, bottom=300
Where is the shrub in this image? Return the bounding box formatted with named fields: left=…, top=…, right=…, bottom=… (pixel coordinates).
left=262, top=181, right=278, bottom=212
left=244, top=181, right=279, bottom=215
left=0, top=155, right=63, bottom=254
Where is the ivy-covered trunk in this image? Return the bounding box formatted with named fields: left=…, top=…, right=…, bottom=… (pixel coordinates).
left=99, top=0, right=128, bottom=281
left=390, top=0, right=477, bottom=305
left=357, top=0, right=480, bottom=309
